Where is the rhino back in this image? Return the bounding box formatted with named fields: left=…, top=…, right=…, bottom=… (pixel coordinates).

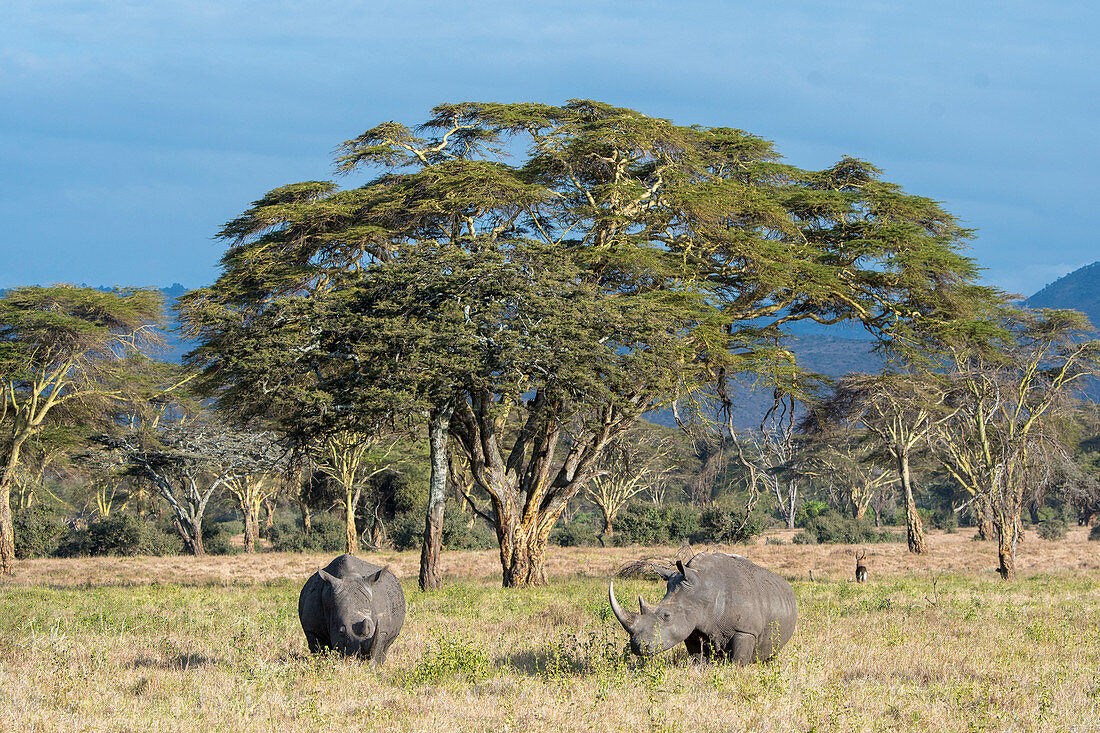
left=688, top=554, right=797, bottom=643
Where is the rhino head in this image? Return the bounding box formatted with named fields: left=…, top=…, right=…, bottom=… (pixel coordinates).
left=609, top=560, right=698, bottom=657
left=318, top=567, right=383, bottom=658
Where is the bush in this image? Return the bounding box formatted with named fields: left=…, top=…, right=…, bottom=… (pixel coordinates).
left=612, top=502, right=703, bottom=545
left=696, top=502, right=764, bottom=544
left=799, top=507, right=898, bottom=544
left=552, top=513, right=601, bottom=547
left=1089, top=525, right=1100, bottom=542
left=1036, top=520, right=1068, bottom=541
left=269, top=512, right=347, bottom=553
left=202, top=521, right=235, bottom=555
left=13, top=505, right=68, bottom=558
left=370, top=509, right=497, bottom=552
left=792, top=531, right=817, bottom=545
left=61, top=513, right=182, bottom=557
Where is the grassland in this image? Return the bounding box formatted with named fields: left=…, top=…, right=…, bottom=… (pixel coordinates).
left=2, top=528, right=1099, bottom=732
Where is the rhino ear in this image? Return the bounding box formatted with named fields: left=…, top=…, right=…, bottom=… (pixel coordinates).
left=652, top=563, right=675, bottom=580
left=367, top=569, right=385, bottom=585
left=318, top=568, right=344, bottom=591
left=676, top=560, right=696, bottom=586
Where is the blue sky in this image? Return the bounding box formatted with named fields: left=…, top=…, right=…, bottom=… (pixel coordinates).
left=3, top=1, right=1097, bottom=296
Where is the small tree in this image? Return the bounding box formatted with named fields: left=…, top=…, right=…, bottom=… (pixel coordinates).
left=0, top=286, right=162, bottom=574
left=586, top=437, right=672, bottom=536
left=936, top=309, right=1099, bottom=578
left=808, top=372, right=954, bottom=553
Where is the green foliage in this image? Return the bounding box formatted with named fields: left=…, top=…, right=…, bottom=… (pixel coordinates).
left=389, top=509, right=496, bottom=552
left=1036, top=520, right=1068, bottom=541
left=268, top=513, right=346, bottom=553
left=202, top=521, right=236, bottom=555
left=607, top=500, right=763, bottom=546
left=799, top=507, right=900, bottom=544
left=60, top=513, right=182, bottom=557
left=552, top=513, right=602, bottom=547
left=13, top=505, right=69, bottom=559
left=697, top=500, right=765, bottom=544
left=401, top=633, right=492, bottom=687
left=612, top=503, right=695, bottom=546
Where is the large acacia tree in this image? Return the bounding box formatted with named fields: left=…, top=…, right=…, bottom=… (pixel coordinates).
left=182, top=100, right=996, bottom=587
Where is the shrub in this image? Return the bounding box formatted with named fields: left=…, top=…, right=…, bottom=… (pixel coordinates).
left=380, top=509, right=497, bottom=552
left=1089, top=525, right=1100, bottom=542
left=1036, top=520, right=1068, bottom=541
left=202, top=521, right=235, bottom=555
left=799, top=507, right=898, bottom=544
left=696, top=502, right=764, bottom=544
left=13, top=505, right=68, bottom=558
left=792, top=531, right=817, bottom=545
left=269, top=512, right=347, bottom=553
left=61, top=513, right=182, bottom=557
left=611, top=502, right=704, bottom=546
left=552, top=513, right=601, bottom=547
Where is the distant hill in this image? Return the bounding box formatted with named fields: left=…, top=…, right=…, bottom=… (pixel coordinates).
left=1026, top=261, right=1100, bottom=328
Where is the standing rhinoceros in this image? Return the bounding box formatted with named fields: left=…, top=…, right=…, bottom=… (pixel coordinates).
left=298, top=554, right=406, bottom=665
left=610, top=552, right=796, bottom=664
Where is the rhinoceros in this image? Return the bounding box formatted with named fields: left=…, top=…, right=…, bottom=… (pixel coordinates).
left=610, top=552, right=797, bottom=664
left=298, top=554, right=406, bottom=664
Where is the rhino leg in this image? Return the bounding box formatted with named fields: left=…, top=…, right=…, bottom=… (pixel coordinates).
left=684, top=633, right=705, bottom=662
left=304, top=631, right=327, bottom=654
left=729, top=632, right=757, bottom=665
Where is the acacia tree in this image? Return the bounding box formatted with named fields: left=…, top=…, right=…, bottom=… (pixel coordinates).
left=801, top=427, right=895, bottom=519
left=807, top=372, right=955, bottom=553
left=586, top=437, right=672, bottom=536
left=182, top=100, right=998, bottom=587
left=0, top=286, right=162, bottom=574
left=936, top=309, right=1099, bottom=579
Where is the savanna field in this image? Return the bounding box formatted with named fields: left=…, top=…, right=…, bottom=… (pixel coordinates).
left=2, top=529, right=1099, bottom=732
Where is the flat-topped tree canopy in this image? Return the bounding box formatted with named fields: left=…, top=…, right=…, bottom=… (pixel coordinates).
left=180, top=100, right=1002, bottom=587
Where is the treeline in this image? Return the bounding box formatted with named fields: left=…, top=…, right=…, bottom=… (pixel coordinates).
left=2, top=101, right=1098, bottom=585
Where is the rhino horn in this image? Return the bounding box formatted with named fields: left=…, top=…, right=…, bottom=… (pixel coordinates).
left=638, top=596, right=655, bottom=615
left=609, top=581, right=637, bottom=631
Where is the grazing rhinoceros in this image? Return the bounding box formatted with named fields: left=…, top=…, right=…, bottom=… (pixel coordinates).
left=610, top=552, right=796, bottom=664
left=298, top=554, right=406, bottom=665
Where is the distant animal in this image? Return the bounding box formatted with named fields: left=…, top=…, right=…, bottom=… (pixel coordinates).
left=298, top=554, right=406, bottom=665
left=855, top=550, right=868, bottom=583
left=609, top=552, right=797, bottom=664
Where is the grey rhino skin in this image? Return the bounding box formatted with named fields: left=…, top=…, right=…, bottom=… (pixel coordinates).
left=298, top=554, right=406, bottom=664
left=610, top=552, right=796, bottom=664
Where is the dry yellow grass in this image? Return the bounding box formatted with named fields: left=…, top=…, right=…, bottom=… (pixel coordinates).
left=1, top=528, right=1098, bottom=732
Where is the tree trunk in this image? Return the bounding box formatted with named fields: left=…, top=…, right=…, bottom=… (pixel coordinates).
left=419, top=405, right=452, bottom=591
left=977, top=494, right=994, bottom=540
left=497, top=509, right=558, bottom=588
left=243, top=504, right=258, bottom=554
left=344, top=486, right=358, bottom=555
left=995, top=511, right=1018, bottom=580
left=301, top=501, right=312, bottom=534
left=0, top=475, right=15, bottom=576
left=0, top=440, right=28, bottom=575
left=897, top=451, right=926, bottom=554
